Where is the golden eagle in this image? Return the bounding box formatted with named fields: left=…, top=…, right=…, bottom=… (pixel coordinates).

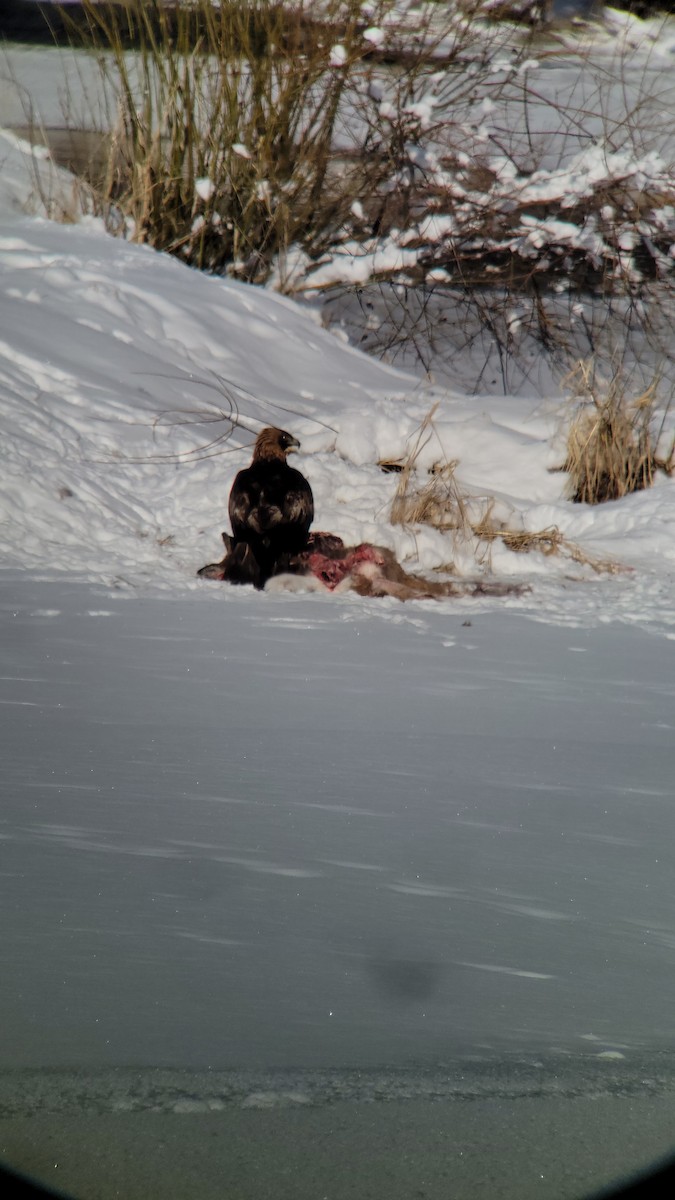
left=225, top=426, right=314, bottom=588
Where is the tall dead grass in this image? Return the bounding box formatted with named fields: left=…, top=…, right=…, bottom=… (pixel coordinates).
left=57, top=0, right=493, bottom=284
left=563, top=361, right=674, bottom=504
left=60, top=0, right=379, bottom=279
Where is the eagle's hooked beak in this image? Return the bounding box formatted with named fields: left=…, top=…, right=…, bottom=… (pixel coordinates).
left=286, top=434, right=301, bottom=454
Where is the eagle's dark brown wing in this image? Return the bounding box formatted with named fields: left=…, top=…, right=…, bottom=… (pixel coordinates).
left=227, top=460, right=314, bottom=585
left=229, top=463, right=313, bottom=539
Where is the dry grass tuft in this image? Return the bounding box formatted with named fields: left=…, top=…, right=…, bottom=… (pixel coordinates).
left=388, top=406, right=472, bottom=537
left=390, top=407, right=624, bottom=575
left=390, top=458, right=472, bottom=534
left=563, top=361, right=674, bottom=505
left=473, top=510, right=625, bottom=575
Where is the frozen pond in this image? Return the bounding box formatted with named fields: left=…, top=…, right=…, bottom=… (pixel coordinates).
left=4, top=575, right=675, bottom=1199
left=3, top=576, right=675, bottom=1076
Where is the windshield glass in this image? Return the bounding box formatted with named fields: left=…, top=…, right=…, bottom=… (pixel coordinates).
left=2, top=3, right=675, bottom=1198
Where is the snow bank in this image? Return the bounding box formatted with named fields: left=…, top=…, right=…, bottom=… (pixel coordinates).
left=2, top=26, right=675, bottom=631
left=1, top=193, right=675, bottom=631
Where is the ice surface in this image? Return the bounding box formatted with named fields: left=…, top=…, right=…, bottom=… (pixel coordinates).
left=2, top=579, right=675, bottom=1072
left=1, top=12, right=675, bottom=1102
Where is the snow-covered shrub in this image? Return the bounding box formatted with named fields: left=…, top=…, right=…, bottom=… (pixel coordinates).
left=308, top=12, right=675, bottom=396
left=63, top=0, right=499, bottom=283
left=59, top=2, right=675, bottom=408
left=308, top=143, right=675, bottom=294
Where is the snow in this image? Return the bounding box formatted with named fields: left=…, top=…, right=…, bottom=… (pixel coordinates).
left=329, top=44, right=348, bottom=68
left=2, top=12, right=675, bottom=1122
left=2, top=154, right=673, bottom=628
left=363, top=27, right=386, bottom=49
left=3, top=578, right=675, bottom=1075
left=194, top=177, right=215, bottom=202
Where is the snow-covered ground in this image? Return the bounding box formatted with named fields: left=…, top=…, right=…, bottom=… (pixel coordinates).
left=1, top=129, right=675, bottom=626
left=2, top=15, right=675, bottom=1200
left=3, top=575, right=675, bottom=1070
left=2, top=13, right=675, bottom=626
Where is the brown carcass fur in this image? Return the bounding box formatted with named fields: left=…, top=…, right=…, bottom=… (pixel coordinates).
left=199, top=531, right=526, bottom=601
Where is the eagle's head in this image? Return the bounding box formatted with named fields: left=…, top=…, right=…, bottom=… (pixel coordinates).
left=252, top=427, right=301, bottom=462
